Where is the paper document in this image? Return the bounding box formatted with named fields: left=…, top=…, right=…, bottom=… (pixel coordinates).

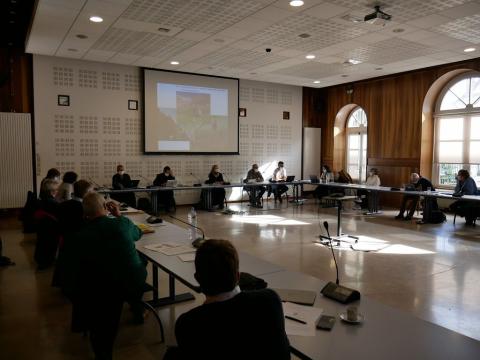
left=283, top=302, right=323, bottom=336
left=120, top=207, right=144, bottom=214
left=178, top=253, right=196, bottom=262
left=144, top=242, right=195, bottom=256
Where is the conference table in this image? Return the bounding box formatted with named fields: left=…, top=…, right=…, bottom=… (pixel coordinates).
left=100, top=180, right=306, bottom=212
left=129, top=213, right=480, bottom=360
left=131, top=213, right=283, bottom=306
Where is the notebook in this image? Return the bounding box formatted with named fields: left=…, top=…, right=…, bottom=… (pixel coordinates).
left=272, top=288, right=317, bottom=306
left=130, top=179, right=140, bottom=188
left=286, top=175, right=295, bottom=182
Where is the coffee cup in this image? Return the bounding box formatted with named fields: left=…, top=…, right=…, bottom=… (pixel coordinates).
left=347, top=306, right=358, bottom=321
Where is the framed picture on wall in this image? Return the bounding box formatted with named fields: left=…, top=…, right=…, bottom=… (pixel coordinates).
left=58, top=95, right=70, bottom=106
left=239, top=108, right=247, bottom=117
left=283, top=111, right=290, bottom=120
left=128, top=100, right=138, bottom=110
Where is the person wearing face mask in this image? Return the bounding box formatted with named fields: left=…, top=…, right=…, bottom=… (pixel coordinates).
left=205, top=165, right=226, bottom=209
left=111, top=165, right=136, bottom=207
left=153, top=166, right=176, bottom=212
left=315, top=165, right=333, bottom=200
left=245, top=164, right=265, bottom=208
left=270, top=161, right=288, bottom=203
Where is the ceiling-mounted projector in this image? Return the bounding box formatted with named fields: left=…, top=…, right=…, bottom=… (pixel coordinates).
left=364, top=5, right=392, bottom=25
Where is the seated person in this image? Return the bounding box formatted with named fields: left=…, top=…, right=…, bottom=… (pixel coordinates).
left=111, top=164, right=136, bottom=208
left=245, top=164, right=265, bottom=208
left=356, top=168, right=381, bottom=210
left=395, top=173, right=434, bottom=220
left=164, top=239, right=290, bottom=360
left=271, top=161, right=288, bottom=203
left=153, top=166, right=176, bottom=212
left=63, top=192, right=147, bottom=359
left=38, top=178, right=60, bottom=217
left=315, top=164, right=333, bottom=199
left=205, top=165, right=226, bottom=209
left=40, top=168, right=60, bottom=192
left=58, top=180, right=92, bottom=235
left=450, top=169, right=479, bottom=226
left=57, top=171, right=78, bottom=202
left=54, top=180, right=93, bottom=287
left=35, top=179, right=61, bottom=269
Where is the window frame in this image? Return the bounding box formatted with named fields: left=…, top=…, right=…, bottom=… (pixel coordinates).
left=433, top=73, right=480, bottom=188
left=346, top=107, right=368, bottom=182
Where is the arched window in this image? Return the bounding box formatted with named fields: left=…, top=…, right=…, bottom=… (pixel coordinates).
left=346, top=107, right=367, bottom=181
left=434, top=75, right=480, bottom=187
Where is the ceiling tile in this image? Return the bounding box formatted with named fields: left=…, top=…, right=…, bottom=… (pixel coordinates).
left=406, top=14, right=452, bottom=29
left=307, top=2, right=350, bottom=19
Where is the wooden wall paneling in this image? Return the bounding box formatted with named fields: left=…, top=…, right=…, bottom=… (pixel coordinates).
left=302, top=57, right=480, bottom=195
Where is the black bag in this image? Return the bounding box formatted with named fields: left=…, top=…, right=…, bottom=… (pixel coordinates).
left=239, top=272, right=268, bottom=291
left=428, top=210, right=447, bottom=224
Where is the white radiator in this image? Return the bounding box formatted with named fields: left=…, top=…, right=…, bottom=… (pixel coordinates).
left=0, top=112, right=34, bottom=208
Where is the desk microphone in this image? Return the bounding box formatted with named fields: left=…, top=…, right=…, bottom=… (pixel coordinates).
left=190, top=172, right=202, bottom=187
left=169, top=215, right=206, bottom=246
left=324, top=221, right=339, bottom=285
left=137, top=175, right=151, bottom=186
left=88, top=176, right=104, bottom=190
left=320, top=221, right=360, bottom=304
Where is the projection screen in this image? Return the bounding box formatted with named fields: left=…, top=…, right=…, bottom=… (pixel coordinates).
left=143, top=69, right=239, bottom=154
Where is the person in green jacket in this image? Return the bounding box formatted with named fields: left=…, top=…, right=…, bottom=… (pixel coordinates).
left=63, top=192, right=146, bottom=360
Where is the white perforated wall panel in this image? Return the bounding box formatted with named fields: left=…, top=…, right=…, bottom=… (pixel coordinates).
left=33, top=55, right=302, bottom=205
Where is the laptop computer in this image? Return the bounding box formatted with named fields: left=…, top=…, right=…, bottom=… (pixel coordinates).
left=130, top=179, right=140, bottom=188
left=286, top=175, right=295, bottom=182
left=272, top=288, right=317, bottom=306
left=310, top=175, right=319, bottom=183
left=166, top=179, right=178, bottom=187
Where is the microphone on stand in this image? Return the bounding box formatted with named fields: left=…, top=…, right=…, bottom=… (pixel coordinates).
left=190, top=172, right=202, bottom=187
left=88, top=176, right=104, bottom=190
left=137, top=175, right=151, bottom=187
left=320, top=221, right=360, bottom=303
left=324, top=221, right=339, bottom=285
left=169, top=214, right=206, bottom=244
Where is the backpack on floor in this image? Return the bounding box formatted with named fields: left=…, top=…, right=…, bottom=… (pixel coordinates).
left=427, top=210, right=447, bottom=224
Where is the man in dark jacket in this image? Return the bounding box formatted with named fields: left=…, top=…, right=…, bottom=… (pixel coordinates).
left=153, top=166, right=176, bottom=212
left=164, top=239, right=290, bottom=360
left=450, top=169, right=479, bottom=225
left=396, top=173, right=434, bottom=221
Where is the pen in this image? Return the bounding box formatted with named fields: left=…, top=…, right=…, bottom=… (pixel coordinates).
left=285, top=315, right=307, bottom=324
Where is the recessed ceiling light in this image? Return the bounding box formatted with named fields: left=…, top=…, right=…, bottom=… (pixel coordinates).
left=298, top=33, right=311, bottom=38
left=67, top=48, right=78, bottom=52
left=289, top=0, right=304, bottom=7
left=347, top=59, right=361, bottom=65
left=313, top=80, right=320, bottom=84
left=76, top=34, right=88, bottom=39
left=306, top=54, right=316, bottom=59
left=157, top=27, right=170, bottom=33
left=375, top=67, right=383, bottom=70
left=170, top=61, right=180, bottom=65
left=341, top=74, right=349, bottom=78
left=464, top=47, right=476, bottom=53
left=89, top=16, right=103, bottom=23
left=392, top=28, right=404, bottom=33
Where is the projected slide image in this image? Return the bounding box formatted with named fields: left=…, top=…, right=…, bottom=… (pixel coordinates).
left=144, top=69, right=238, bottom=153
left=156, top=83, right=229, bottom=151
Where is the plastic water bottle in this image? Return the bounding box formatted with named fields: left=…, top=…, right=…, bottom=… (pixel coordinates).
left=187, top=207, right=197, bottom=241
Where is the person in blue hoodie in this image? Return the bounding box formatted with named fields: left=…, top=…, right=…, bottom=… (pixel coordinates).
left=450, top=169, right=479, bottom=225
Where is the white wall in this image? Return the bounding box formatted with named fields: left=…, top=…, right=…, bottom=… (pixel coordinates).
left=33, top=55, right=302, bottom=204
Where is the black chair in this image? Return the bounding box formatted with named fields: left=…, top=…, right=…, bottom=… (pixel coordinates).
left=33, top=209, right=61, bottom=269
left=70, top=262, right=165, bottom=359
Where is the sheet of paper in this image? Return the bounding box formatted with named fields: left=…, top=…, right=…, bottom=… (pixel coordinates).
left=283, top=302, right=323, bottom=336
left=120, top=207, right=144, bottom=214
left=144, top=243, right=195, bottom=256
left=178, top=253, right=196, bottom=262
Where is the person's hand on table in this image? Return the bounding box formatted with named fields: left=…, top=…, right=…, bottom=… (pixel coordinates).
left=106, top=201, right=121, bottom=217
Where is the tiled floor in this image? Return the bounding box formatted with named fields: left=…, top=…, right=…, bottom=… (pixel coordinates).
left=1, top=200, right=479, bottom=359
